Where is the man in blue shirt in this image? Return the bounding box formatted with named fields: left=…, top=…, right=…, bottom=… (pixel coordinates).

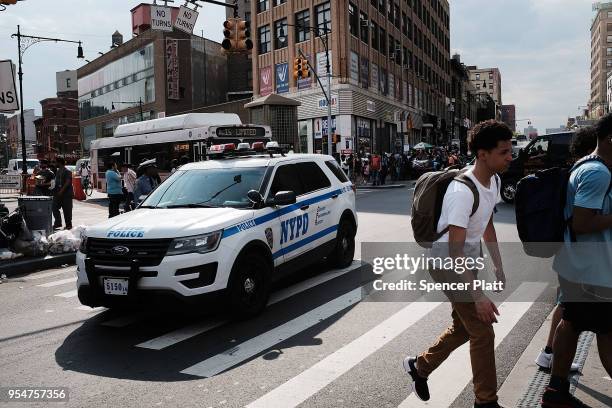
left=133, top=163, right=159, bottom=206
left=105, top=161, right=123, bottom=218
left=542, top=115, right=612, bottom=407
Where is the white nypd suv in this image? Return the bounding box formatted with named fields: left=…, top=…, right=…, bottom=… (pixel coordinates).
left=76, top=144, right=357, bottom=318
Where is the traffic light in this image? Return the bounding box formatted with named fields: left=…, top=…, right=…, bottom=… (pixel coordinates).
left=222, top=18, right=238, bottom=51
left=293, top=58, right=310, bottom=81
left=222, top=18, right=253, bottom=53
left=236, top=20, right=253, bottom=51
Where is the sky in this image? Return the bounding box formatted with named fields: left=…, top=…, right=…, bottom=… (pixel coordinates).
left=0, top=0, right=594, bottom=133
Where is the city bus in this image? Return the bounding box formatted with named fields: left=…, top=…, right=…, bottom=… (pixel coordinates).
left=89, top=113, right=272, bottom=192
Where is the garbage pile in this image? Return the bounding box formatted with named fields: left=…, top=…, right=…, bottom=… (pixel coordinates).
left=0, top=206, right=84, bottom=259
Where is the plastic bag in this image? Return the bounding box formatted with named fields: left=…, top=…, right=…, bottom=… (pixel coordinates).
left=48, top=228, right=83, bottom=254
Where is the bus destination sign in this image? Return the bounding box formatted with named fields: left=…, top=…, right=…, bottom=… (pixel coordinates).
left=215, top=127, right=266, bottom=138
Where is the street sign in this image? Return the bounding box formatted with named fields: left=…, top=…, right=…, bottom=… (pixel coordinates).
left=173, top=5, right=199, bottom=35
left=151, top=5, right=173, bottom=32
left=0, top=59, right=19, bottom=113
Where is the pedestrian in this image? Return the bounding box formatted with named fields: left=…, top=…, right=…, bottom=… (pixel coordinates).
left=170, top=158, right=179, bottom=174
left=405, top=120, right=513, bottom=408
left=34, top=160, right=55, bottom=196
left=105, top=161, right=123, bottom=218
left=370, top=154, right=381, bottom=186
left=52, top=156, right=73, bottom=230
left=362, top=159, right=370, bottom=185
left=133, top=162, right=159, bottom=206
left=380, top=153, right=389, bottom=185
left=121, top=163, right=137, bottom=212
left=541, top=116, right=612, bottom=407
left=535, top=126, right=598, bottom=373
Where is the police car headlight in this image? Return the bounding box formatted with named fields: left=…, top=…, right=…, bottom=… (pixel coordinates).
left=79, top=232, right=88, bottom=254
left=166, top=230, right=223, bottom=256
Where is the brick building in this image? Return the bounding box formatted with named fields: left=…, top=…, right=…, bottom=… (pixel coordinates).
left=250, top=0, right=451, bottom=154
left=501, top=104, right=516, bottom=132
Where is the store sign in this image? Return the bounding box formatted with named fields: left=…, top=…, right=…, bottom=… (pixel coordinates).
left=314, top=117, right=336, bottom=139
left=316, top=52, right=333, bottom=78
left=151, top=5, right=173, bottom=32
left=317, top=94, right=338, bottom=109
left=275, top=63, right=289, bottom=94
left=0, top=60, right=18, bottom=112
left=259, top=66, right=273, bottom=96
left=165, top=39, right=180, bottom=100
left=350, top=52, right=359, bottom=85
left=174, top=5, right=199, bottom=35
left=367, top=100, right=376, bottom=112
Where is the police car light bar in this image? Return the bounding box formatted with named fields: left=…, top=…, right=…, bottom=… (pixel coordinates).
left=209, top=143, right=236, bottom=154
left=251, top=141, right=265, bottom=151
left=236, top=143, right=251, bottom=151
left=265, top=141, right=280, bottom=150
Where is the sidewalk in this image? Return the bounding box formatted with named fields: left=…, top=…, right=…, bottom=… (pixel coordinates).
left=1, top=193, right=109, bottom=277
left=498, top=308, right=611, bottom=407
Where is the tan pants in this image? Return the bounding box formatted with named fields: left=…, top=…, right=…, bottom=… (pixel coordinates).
left=416, top=301, right=498, bottom=404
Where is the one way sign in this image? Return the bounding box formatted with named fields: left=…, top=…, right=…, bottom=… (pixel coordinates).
left=0, top=60, right=19, bottom=113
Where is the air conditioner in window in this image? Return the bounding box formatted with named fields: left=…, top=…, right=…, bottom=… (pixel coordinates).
left=360, top=19, right=369, bottom=26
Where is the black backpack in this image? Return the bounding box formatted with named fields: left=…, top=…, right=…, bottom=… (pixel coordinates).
left=515, top=156, right=611, bottom=258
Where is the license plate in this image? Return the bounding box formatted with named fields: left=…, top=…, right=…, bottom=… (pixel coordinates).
left=103, top=278, right=129, bottom=296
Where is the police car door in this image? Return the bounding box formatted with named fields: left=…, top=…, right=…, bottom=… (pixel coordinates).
left=295, top=161, right=337, bottom=252
left=267, top=163, right=311, bottom=263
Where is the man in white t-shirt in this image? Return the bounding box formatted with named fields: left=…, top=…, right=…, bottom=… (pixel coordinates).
left=404, top=120, right=514, bottom=408
left=121, top=163, right=137, bottom=211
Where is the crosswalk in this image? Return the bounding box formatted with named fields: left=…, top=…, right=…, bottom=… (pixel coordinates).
left=17, top=264, right=554, bottom=407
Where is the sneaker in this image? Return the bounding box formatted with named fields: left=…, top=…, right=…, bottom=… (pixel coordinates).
left=541, top=387, right=591, bottom=408
left=474, top=402, right=505, bottom=408
left=535, top=350, right=581, bottom=372
left=52, top=224, right=62, bottom=230
left=402, top=356, right=430, bottom=401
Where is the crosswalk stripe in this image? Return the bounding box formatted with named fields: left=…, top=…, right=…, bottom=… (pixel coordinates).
left=397, top=282, right=548, bottom=408
left=180, top=287, right=363, bottom=378
left=36, top=277, right=77, bottom=288
left=246, top=298, right=441, bottom=408
left=54, top=289, right=78, bottom=298
left=76, top=306, right=106, bottom=312
left=23, top=269, right=75, bottom=281
left=135, top=261, right=362, bottom=351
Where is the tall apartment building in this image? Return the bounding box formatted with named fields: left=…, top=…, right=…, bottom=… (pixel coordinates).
left=467, top=66, right=502, bottom=120
left=250, top=0, right=451, bottom=154
left=501, top=104, right=516, bottom=132
left=591, top=2, right=612, bottom=118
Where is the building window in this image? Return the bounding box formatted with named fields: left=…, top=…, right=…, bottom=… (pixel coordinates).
left=608, top=47, right=612, bottom=56
left=489, top=83, right=493, bottom=89
left=315, top=2, right=332, bottom=36
left=394, top=3, right=400, bottom=28
left=608, top=11, right=612, bottom=18
left=245, top=12, right=251, bottom=24
left=607, top=59, right=612, bottom=67
left=489, top=72, right=493, bottom=79
left=371, top=21, right=379, bottom=51
left=274, top=18, right=288, bottom=49
left=378, top=0, right=385, bottom=14
left=387, top=1, right=393, bottom=22
left=476, top=83, right=480, bottom=90
left=349, top=3, right=359, bottom=37
left=379, top=27, right=386, bottom=56
left=273, top=0, right=286, bottom=6
left=476, top=73, right=480, bottom=80
left=360, top=12, right=369, bottom=43
left=388, top=34, right=394, bottom=59
left=402, top=12, right=408, bottom=36
left=607, top=35, right=612, bottom=43
left=258, top=25, right=271, bottom=54
left=403, top=47, right=408, bottom=68
left=257, top=0, right=269, bottom=13
left=395, top=40, right=401, bottom=65
left=295, top=9, right=310, bottom=43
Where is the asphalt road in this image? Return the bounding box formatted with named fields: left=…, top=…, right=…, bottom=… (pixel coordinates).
left=0, top=187, right=555, bottom=408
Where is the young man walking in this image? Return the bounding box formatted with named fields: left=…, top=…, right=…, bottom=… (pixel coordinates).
left=541, top=115, right=612, bottom=408
left=405, top=120, right=513, bottom=408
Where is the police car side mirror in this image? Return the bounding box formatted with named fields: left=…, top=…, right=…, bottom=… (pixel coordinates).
left=268, top=191, right=296, bottom=207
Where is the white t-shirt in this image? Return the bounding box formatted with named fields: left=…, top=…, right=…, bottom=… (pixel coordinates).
left=435, top=168, right=501, bottom=243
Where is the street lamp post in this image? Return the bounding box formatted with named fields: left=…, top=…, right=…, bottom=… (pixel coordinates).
left=112, top=98, right=144, bottom=121
left=11, top=25, right=84, bottom=180
left=279, top=23, right=333, bottom=156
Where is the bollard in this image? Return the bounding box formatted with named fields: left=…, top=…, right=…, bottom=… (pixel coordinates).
left=73, top=176, right=86, bottom=201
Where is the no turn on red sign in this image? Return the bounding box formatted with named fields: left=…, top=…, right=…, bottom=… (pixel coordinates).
left=0, top=60, right=19, bottom=113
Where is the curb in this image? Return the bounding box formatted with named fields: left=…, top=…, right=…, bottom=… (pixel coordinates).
left=355, top=184, right=408, bottom=190
left=0, top=252, right=76, bottom=278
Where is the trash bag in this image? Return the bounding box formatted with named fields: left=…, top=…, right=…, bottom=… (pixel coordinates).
left=48, top=228, right=83, bottom=254
left=0, top=248, right=22, bottom=260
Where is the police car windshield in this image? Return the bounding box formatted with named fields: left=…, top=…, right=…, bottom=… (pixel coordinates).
left=142, top=167, right=267, bottom=209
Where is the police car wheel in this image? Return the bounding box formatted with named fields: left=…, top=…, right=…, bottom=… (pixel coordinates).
left=328, top=219, right=355, bottom=269
left=228, top=252, right=271, bottom=319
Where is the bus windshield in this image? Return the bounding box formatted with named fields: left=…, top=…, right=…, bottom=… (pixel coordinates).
left=142, top=167, right=267, bottom=209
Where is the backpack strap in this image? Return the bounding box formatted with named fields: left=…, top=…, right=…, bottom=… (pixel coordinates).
left=437, top=173, right=480, bottom=238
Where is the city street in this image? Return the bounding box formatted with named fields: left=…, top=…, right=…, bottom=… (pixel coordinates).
left=1, top=187, right=609, bottom=408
